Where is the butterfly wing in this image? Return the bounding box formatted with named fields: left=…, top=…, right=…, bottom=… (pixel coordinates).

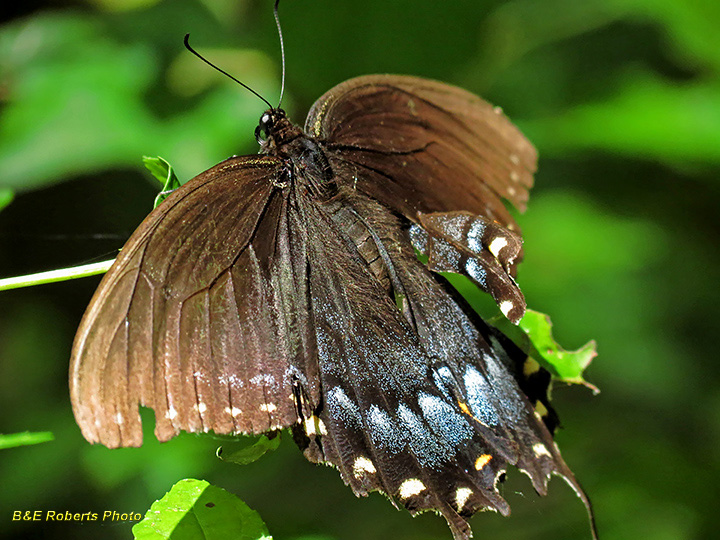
left=306, top=75, right=535, bottom=322
left=294, top=194, right=505, bottom=539
left=305, top=74, right=536, bottom=230
left=70, top=156, right=319, bottom=448
left=294, top=190, right=594, bottom=539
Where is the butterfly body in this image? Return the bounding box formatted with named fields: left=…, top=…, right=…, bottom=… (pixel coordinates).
left=70, top=75, right=595, bottom=539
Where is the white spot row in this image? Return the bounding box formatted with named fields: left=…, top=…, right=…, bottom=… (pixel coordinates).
left=353, top=456, right=377, bottom=478
left=499, top=300, right=514, bottom=319
left=224, top=406, right=242, bottom=417
left=532, top=442, right=552, bottom=458
left=250, top=374, right=276, bottom=386
left=455, top=487, right=473, bottom=511
left=488, top=236, right=508, bottom=258
left=463, top=366, right=499, bottom=426
left=465, top=258, right=487, bottom=288
left=398, top=478, right=426, bottom=499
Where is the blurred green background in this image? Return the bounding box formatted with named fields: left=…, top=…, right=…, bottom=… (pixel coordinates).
left=1, top=0, right=718, bottom=539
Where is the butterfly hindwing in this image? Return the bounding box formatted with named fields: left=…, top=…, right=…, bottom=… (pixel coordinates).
left=409, top=211, right=526, bottom=323
left=292, top=189, right=508, bottom=537
left=287, top=187, right=593, bottom=539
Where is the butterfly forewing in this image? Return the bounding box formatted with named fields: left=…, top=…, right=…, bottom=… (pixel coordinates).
left=306, top=74, right=536, bottom=231
left=70, top=156, right=312, bottom=447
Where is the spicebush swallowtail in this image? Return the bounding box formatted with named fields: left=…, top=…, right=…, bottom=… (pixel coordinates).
left=70, top=73, right=596, bottom=539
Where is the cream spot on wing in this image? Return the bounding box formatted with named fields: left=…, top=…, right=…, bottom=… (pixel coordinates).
left=507, top=186, right=517, bottom=196
left=499, top=300, right=514, bottom=318
left=493, top=106, right=503, bottom=114
left=303, top=415, right=328, bottom=436
left=353, top=456, right=377, bottom=478
left=198, top=402, right=207, bottom=414
left=510, top=170, right=520, bottom=182
left=399, top=478, right=426, bottom=499
left=510, top=154, right=520, bottom=165
left=533, top=442, right=552, bottom=458
left=455, top=487, right=473, bottom=511
left=165, top=407, right=178, bottom=420
left=488, top=236, right=508, bottom=257
left=475, top=454, right=493, bottom=471
left=259, top=403, right=277, bottom=412
left=115, top=413, right=124, bottom=425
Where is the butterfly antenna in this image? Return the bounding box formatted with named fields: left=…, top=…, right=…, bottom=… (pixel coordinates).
left=273, top=0, right=286, bottom=108
left=183, top=34, right=273, bottom=110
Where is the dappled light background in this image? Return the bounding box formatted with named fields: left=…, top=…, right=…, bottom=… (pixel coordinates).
left=1, top=0, right=718, bottom=539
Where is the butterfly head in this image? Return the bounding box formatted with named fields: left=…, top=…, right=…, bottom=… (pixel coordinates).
left=255, top=108, right=302, bottom=155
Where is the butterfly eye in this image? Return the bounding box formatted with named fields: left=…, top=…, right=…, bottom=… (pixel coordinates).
left=256, top=112, right=275, bottom=144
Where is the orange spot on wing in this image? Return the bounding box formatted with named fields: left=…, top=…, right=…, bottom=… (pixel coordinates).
left=475, top=454, right=493, bottom=471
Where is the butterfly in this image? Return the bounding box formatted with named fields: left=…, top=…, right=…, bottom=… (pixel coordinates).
left=70, top=73, right=596, bottom=539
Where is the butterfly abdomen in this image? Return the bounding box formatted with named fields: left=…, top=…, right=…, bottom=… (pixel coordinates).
left=319, top=196, right=393, bottom=294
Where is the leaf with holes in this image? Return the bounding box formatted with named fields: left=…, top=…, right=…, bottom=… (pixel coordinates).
left=494, top=309, right=598, bottom=391
left=132, top=479, right=271, bottom=540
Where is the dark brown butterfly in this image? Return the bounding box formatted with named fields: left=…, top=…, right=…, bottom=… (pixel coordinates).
left=70, top=74, right=596, bottom=539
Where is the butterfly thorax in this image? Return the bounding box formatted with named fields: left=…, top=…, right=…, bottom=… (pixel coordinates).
left=257, top=109, right=335, bottom=199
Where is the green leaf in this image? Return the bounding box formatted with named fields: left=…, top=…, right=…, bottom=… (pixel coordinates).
left=0, top=188, right=13, bottom=212
left=143, top=156, right=182, bottom=208
left=524, top=73, right=720, bottom=166
left=0, top=14, right=272, bottom=193
left=493, top=308, right=598, bottom=392
left=520, top=309, right=599, bottom=391
left=132, top=479, right=271, bottom=540
left=0, top=431, right=54, bottom=449
left=217, top=434, right=280, bottom=466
